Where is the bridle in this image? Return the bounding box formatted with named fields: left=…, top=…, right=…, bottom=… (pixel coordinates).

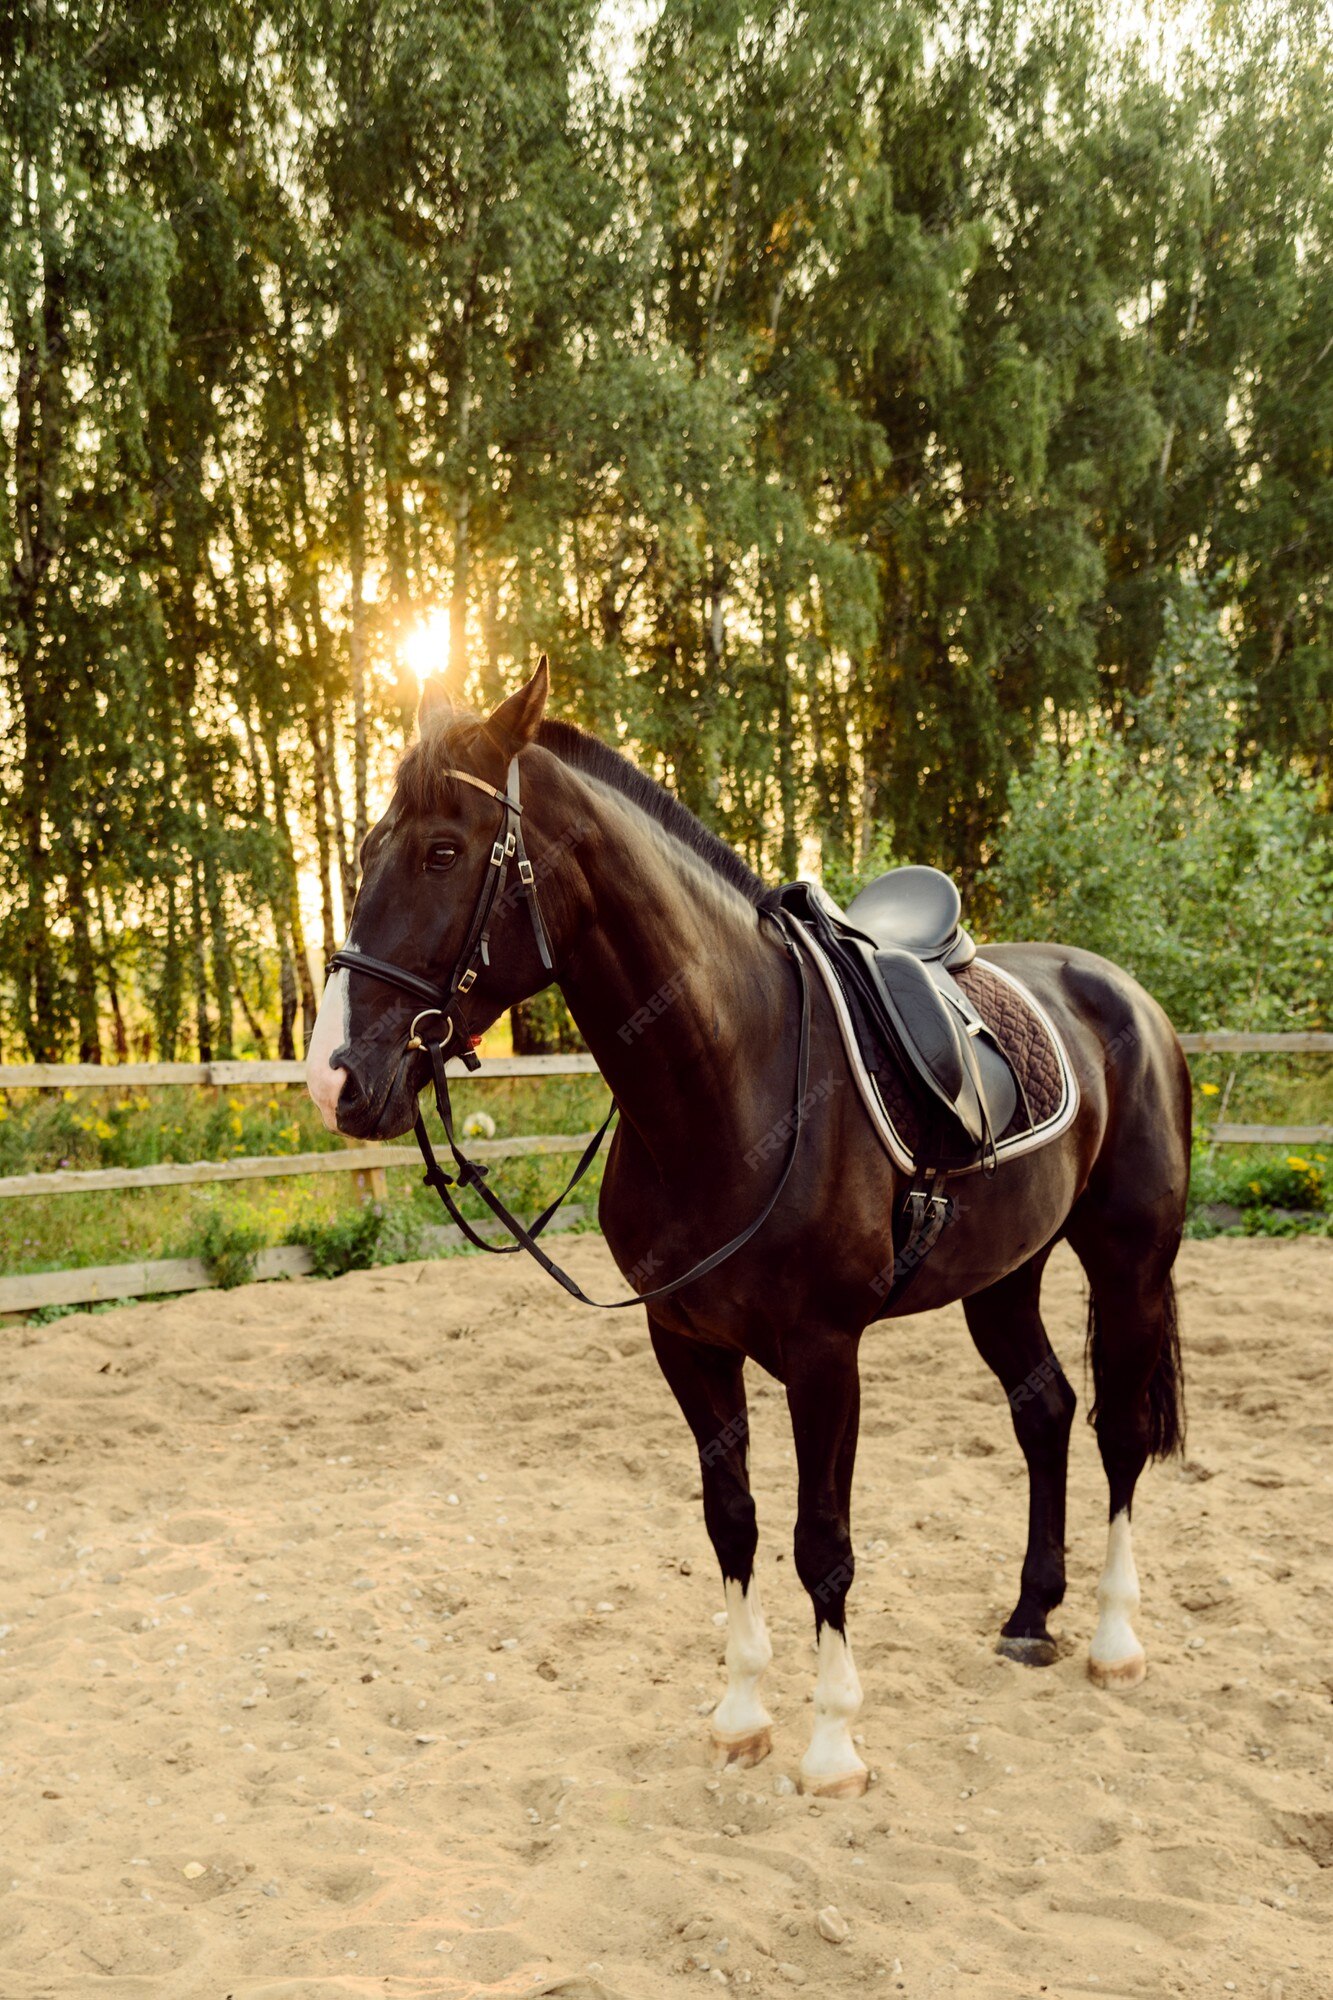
left=325, top=751, right=813, bottom=1310
left=331, top=756, right=553, bottom=1066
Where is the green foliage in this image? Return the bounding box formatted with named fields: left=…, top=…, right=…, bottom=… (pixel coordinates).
left=510, top=989, right=586, bottom=1055
left=0, top=1084, right=331, bottom=1178
left=986, top=590, right=1333, bottom=1030
left=819, top=828, right=902, bottom=911
left=289, top=1204, right=389, bottom=1279
left=1203, top=1149, right=1328, bottom=1214
left=2, top=1, right=1332, bottom=1061
left=189, top=1207, right=267, bottom=1290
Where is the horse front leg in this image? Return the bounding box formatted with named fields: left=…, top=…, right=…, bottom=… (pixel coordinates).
left=785, top=1326, right=867, bottom=1799
left=649, top=1318, right=773, bottom=1768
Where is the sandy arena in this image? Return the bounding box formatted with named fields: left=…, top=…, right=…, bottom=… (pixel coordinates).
left=0, top=1235, right=1329, bottom=1999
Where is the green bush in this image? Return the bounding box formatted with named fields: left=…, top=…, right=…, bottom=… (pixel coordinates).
left=985, top=587, right=1333, bottom=1034
left=190, top=1208, right=266, bottom=1289
left=1224, top=1152, right=1326, bottom=1213
left=288, top=1203, right=388, bottom=1278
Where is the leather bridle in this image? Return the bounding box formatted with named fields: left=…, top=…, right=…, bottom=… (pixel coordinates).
left=331, top=756, right=554, bottom=1065
left=324, top=751, right=813, bottom=1310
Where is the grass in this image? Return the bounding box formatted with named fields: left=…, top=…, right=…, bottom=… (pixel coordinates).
left=0, top=1073, right=612, bottom=1280
left=0, top=1053, right=1326, bottom=1302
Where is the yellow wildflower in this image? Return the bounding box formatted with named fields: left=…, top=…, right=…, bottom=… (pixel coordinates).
left=1199, top=1082, right=1219, bottom=1097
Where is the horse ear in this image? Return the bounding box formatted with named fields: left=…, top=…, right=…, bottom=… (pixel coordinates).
left=417, top=675, right=453, bottom=733
left=484, top=655, right=549, bottom=758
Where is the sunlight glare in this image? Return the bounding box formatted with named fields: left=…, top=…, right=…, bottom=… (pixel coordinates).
left=403, top=608, right=451, bottom=687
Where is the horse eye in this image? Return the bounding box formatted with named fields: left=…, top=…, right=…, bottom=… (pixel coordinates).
left=425, top=843, right=457, bottom=872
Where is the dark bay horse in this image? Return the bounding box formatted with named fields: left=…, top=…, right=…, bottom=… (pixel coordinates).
left=307, top=662, right=1189, bottom=1798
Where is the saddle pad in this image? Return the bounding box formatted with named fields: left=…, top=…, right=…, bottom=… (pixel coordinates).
left=794, top=931, right=1080, bottom=1176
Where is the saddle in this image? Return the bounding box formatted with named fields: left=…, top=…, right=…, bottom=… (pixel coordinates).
left=772, top=867, right=1017, bottom=1174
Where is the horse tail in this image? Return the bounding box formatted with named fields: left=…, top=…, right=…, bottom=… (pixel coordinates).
left=1085, top=1270, right=1186, bottom=1462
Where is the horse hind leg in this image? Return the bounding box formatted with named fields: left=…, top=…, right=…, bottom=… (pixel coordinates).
left=963, top=1251, right=1076, bottom=1666
left=1068, top=1220, right=1186, bottom=1691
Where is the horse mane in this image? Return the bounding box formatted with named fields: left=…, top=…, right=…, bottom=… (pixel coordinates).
left=536, top=719, right=766, bottom=906
left=395, top=708, right=767, bottom=907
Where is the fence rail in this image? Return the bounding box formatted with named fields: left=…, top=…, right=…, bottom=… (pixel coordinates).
left=0, top=1029, right=1326, bottom=1318
left=0, top=1052, right=598, bottom=1090
left=1177, top=1032, right=1333, bottom=1054
left=0, top=1208, right=590, bottom=1317
left=0, top=1129, right=596, bottom=1202
left=0, top=1036, right=1325, bottom=1093
left=1210, top=1123, right=1332, bottom=1146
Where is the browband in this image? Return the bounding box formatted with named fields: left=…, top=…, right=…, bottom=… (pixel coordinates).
left=441, top=768, right=522, bottom=810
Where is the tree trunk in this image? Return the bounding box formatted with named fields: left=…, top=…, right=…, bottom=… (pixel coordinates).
left=324, top=686, right=355, bottom=925
left=11, top=109, right=67, bottom=1060
left=235, top=969, right=270, bottom=1060
left=307, top=707, right=338, bottom=964
left=159, top=871, right=183, bottom=1060
left=200, top=826, right=235, bottom=1060
left=68, top=857, right=102, bottom=1063
left=285, top=837, right=319, bottom=1054
left=97, top=884, right=129, bottom=1062
left=190, top=849, right=213, bottom=1062
left=770, top=540, right=799, bottom=879
left=276, top=926, right=298, bottom=1061
left=341, top=352, right=371, bottom=877
left=450, top=372, right=472, bottom=684
left=510, top=990, right=585, bottom=1055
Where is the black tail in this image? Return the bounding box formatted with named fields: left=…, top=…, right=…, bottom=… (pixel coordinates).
left=1085, top=1273, right=1186, bottom=1461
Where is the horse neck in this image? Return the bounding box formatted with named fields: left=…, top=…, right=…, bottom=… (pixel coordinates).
left=536, top=774, right=792, bottom=1163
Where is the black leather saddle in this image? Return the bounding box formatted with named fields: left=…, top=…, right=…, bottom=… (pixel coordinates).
left=771, top=867, right=1017, bottom=1170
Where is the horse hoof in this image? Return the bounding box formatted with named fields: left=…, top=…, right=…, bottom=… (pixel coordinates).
left=711, top=1725, right=772, bottom=1769
left=996, top=1633, right=1059, bottom=1667
left=799, top=1764, right=869, bottom=1801
left=1088, top=1650, right=1147, bottom=1690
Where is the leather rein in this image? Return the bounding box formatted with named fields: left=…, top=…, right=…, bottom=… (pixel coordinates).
left=327, top=755, right=812, bottom=1310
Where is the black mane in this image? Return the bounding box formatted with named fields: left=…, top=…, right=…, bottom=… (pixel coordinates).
left=536, top=718, right=766, bottom=906
left=396, top=709, right=766, bottom=907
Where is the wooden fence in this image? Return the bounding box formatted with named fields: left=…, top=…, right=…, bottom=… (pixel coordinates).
left=0, top=1033, right=1326, bottom=1317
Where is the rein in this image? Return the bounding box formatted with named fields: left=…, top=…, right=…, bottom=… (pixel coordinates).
left=327, top=757, right=813, bottom=1310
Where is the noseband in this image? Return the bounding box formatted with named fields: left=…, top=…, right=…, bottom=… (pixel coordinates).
left=325, top=752, right=813, bottom=1310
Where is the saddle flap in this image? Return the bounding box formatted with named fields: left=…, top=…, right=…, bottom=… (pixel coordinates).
left=867, top=945, right=967, bottom=1102
left=770, top=876, right=1022, bottom=1166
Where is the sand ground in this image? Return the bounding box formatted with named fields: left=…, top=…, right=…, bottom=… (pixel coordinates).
left=0, top=1235, right=1329, bottom=2000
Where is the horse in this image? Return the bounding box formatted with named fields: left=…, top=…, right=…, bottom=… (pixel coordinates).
left=306, top=660, right=1190, bottom=1799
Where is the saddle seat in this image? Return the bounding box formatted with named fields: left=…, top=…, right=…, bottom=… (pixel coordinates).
left=772, top=866, right=1016, bottom=1169
left=844, top=863, right=976, bottom=969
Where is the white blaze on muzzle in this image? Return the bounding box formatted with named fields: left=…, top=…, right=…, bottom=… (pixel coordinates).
left=306, top=962, right=351, bottom=1130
